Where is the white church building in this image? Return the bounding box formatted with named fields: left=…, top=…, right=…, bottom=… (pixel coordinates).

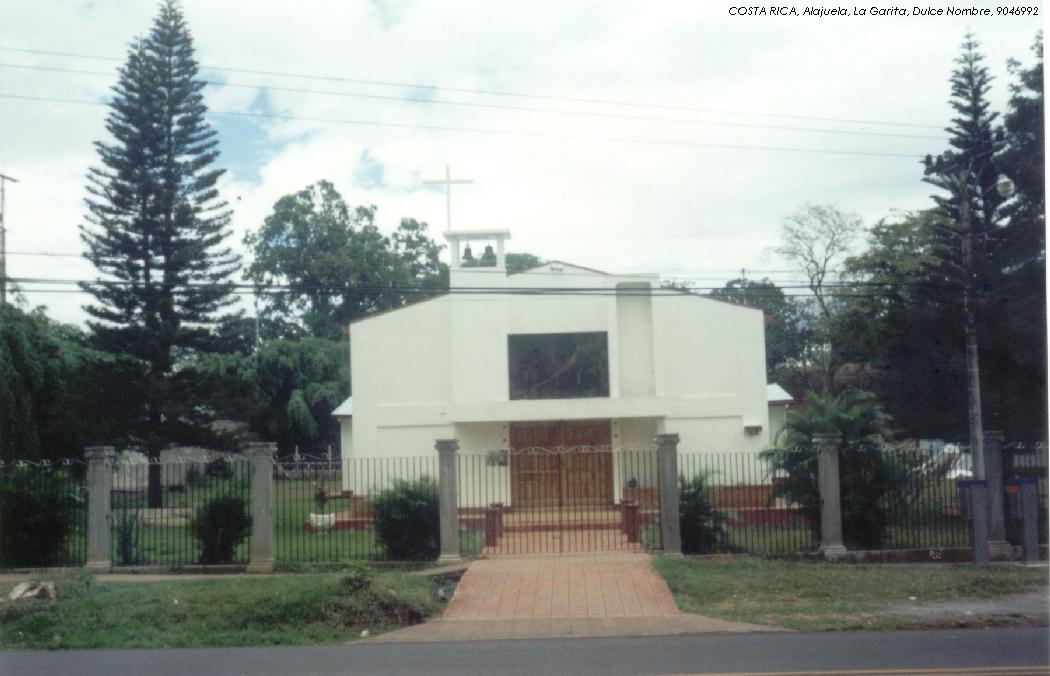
left=335, top=228, right=774, bottom=507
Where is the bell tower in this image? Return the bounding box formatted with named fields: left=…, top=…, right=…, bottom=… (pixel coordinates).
left=445, top=229, right=511, bottom=269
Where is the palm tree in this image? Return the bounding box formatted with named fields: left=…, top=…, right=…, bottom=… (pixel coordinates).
left=762, top=389, right=905, bottom=550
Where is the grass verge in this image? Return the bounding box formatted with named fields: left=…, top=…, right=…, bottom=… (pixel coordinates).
left=653, top=557, right=1048, bottom=631
left=0, top=566, right=450, bottom=649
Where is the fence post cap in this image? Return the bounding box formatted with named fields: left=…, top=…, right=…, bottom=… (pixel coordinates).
left=654, top=433, right=680, bottom=445
left=244, top=442, right=277, bottom=459
left=84, top=446, right=116, bottom=461
left=435, top=439, right=460, bottom=454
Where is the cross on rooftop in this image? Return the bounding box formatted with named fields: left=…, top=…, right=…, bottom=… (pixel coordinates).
left=423, top=164, right=473, bottom=230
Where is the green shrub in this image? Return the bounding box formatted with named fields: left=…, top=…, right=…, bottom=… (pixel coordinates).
left=192, top=495, right=251, bottom=564
left=114, top=509, right=143, bottom=566
left=372, top=476, right=439, bottom=560
left=0, top=466, right=78, bottom=567
left=679, top=473, right=728, bottom=554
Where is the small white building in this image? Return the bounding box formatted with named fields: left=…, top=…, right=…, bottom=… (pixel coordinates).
left=335, top=229, right=771, bottom=506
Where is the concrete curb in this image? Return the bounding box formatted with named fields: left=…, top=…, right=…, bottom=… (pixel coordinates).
left=364, top=613, right=789, bottom=643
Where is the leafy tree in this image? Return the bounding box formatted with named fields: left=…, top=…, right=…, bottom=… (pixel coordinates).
left=213, top=314, right=305, bottom=356
left=707, top=278, right=807, bottom=378
left=506, top=253, right=544, bottom=273
left=762, top=389, right=907, bottom=550
left=830, top=211, right=971, bottom=437
left=0, top=466, right=78, bottom=567
left=244, top=182, right=447, bottom=339
left=0, top=305, right=144, bottom=461
left=189, top=337, right=349, bottom=455
left=463, top=250, right=544, bottom=273
left=79, top=1, right=239, bottom=503
left=997, top=32, right=1045, bottom=275
left=391, top=217, right=448, bottom=292
left=984, top=32, right=1046, bottom=440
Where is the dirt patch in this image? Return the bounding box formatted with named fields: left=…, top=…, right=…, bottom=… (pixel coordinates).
left=881, top=589, right=1049, bottom=628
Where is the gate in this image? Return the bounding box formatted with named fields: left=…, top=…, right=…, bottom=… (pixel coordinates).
left=457, top=421, right=662, bottom=555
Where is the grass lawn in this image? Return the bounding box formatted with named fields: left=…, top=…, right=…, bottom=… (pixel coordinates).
left=653, top=557, right=1049, bottom=631
left=0, top=567, right=450, bottom=649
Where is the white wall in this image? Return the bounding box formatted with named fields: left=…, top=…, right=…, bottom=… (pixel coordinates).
left=346, top=263, right=770, bottom=468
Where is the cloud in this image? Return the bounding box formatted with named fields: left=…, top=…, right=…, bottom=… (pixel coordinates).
left=0, top=1, right=1041, bottom=324
left=352, top=149, right=387, bottom=190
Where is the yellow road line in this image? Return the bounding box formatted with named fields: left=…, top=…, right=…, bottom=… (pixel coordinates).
left=667, top=665, right=1050, bottom=676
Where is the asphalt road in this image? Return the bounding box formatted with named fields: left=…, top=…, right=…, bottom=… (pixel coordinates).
left=1, top=627, right=1047, bottom=675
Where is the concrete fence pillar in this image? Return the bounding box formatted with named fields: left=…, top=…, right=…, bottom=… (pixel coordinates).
left=246, top=442, right=276, bottom=574
left=84, top=446, right=115, bottom=572
left=436, top=439, right=462, bottom=564
left=982, top=430, right=1011, bottom=560
left=655, top=433, right=682, bottom=556
left=814, top=433, right=847, bottom=560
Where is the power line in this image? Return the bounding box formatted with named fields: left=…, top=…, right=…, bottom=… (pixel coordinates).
left=8, top=275, right=1007, bottom=296
left=0, top=62, right=948, bottom=142
left=0, top=93, right=926, bottom=160
left=0, top=45, right=946, bottom=131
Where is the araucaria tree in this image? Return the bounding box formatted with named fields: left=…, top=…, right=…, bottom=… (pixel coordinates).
left=921, top=33, right=1011, bottom=452
left=80, top=1, right=239, bottom=504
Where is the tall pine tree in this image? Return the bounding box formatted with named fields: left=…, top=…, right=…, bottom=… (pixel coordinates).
left=922, top=33, right=1018, bottom=444
left=81, top=1, right=239, bottom=503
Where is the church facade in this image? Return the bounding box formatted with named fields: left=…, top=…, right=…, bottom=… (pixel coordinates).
left=335, top=229, right=770, bottom=505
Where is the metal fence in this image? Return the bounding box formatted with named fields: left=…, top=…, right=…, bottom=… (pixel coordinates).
left=678, top=451, right=818, bottom=555
left=0, top=459, right=87, bottom=567
left=274, top=456, right=439, bottom=563
left=679, top=444, right=1049, bottom=555
left=456, top=446, right=662, bottom=556
left=1, top=441, right=1045, bottom=570
left=109, top=457, right=252, bottom=567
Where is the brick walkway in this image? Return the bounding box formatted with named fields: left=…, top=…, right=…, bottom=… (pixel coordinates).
left=442, top=552, right=679, bottom=621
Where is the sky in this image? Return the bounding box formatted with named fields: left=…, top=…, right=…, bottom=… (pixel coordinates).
left=0, top=0, right=1043, bottom=326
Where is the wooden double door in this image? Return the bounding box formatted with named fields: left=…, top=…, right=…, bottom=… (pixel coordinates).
left=510, top=420, right=613, bottom=508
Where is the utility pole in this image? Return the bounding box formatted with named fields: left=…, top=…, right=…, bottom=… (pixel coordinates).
left=0, top=173, right=19, bottom=306
left=956, top=166, right=985, bottom=480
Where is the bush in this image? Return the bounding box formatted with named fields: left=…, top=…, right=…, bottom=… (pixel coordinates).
left=114, top=509, right=143, bottom=566
left=679, top=473, right=728, bottom=554
left=192, top=495, right=251, bottom=564
left=0, top=466, right=78, bottom=567
left=372, top=476, right=439, bottom=560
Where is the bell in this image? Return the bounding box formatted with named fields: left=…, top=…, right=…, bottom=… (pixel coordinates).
left=462, top=244, right=474, bottom=261
left=480, top=244, right=497, bottom=266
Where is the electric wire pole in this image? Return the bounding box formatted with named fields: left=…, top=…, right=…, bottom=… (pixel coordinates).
left=0, top=173, right=19, bottom=305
